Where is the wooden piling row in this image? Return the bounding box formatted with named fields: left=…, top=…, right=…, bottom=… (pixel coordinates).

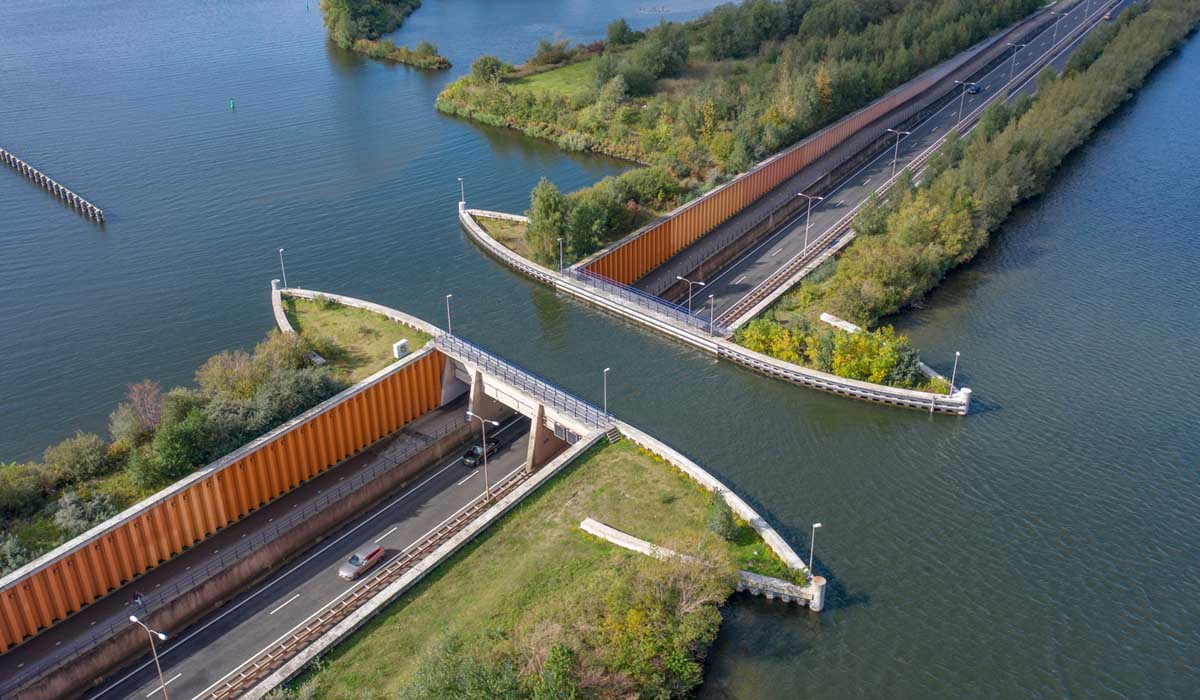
left=0, top=147, right=104, bottom=222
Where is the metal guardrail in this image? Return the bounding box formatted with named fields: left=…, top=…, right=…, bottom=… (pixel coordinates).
left=435, top=334, right=611, bottom=429
left=205, top=466, right=533, bottom=699
left=716, top=0, right=1117, bottom=329
left=565, top=268, right=729, bottom=336
left=0, top=418, right=463, bottom=696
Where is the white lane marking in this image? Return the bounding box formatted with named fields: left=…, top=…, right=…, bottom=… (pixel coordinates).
left=87, top=440, right=479, bottom=699
left=373, top=526, right=398, bottom=543
left=771, top=248, right=782, bottom=257
left=735, top=275, right=747, bottom=285
left=190, top=458, right=529, bottom=700
left=145, top=673, right=181, bottom=697
left=456, top=471, right=478, bottom=486
left=836, top=200, right=845, bottom=206
left=863, top=178, right=871, bottom=185
left=268, top=593, right=301, bottom=616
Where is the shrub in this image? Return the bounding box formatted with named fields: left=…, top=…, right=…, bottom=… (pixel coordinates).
left=148, top=408, right=215, bottom=485
left=43, top=432, right=110, bottom=483
left=471, top=55, right=504, bottom=84
left=254, top=330, right=311, bottom=374
left=196, top=349, right=261, bottom=399
left=54, top=490, right=118, bottom=537
left=706, top=496, right=738, bottom=541
left=606, top=18, right=640, bottom=46
left=415, top=40, right=438, bottom=57
left=127, top=379, right=163, bottom=433
left=531, top=38, right=573, bottom=66
left=0, top=533, right=31, bottom=574
left=0, top=462, right=47, bottom=521
left=109, top=402, right=147, bottom=446
left=161, top=387, right=208, bottom=427
left=202, top=396, right=260, bottom=457
left=252, top=368, right=342, bottom=430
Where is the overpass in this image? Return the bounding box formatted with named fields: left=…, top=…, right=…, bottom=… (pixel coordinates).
left=0, top=290, right=813, bottom=700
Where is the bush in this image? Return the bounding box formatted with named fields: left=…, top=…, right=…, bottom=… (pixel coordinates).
left=0, top=533, right=31, bottom=574
left=196, top=349, right=261, bottom=399
left=531, top=38, right=573, bottom=66
left=414, top=40, right=437, bottom=57
left=706, top=496, right=738, bottom=540
left=161, top=387, right=208, bottom=427
left=147, top=408, right=215, bottom=486
left=109, top=402, right=147, bottom=446
left=606, top=18, right=639, bottom=46
left=471, top=55, right=504, bottom=83
left=0, top=462, right=47, bottom=521
left=43, top=432, right=110, bottom=483
left=127, top=379, right=163, bottom=433
left=54, top=490, right=118, bottom=537
left=252, top=368, right=342, bottom=430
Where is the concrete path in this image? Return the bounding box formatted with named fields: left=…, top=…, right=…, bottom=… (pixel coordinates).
left=685, top=0, right=1127, bottom=321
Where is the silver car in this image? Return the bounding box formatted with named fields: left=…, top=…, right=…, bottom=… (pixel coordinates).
left=338, top=543, right=384, bottom=580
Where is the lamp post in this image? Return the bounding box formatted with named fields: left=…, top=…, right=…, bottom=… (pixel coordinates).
left=603, top=367, right=610, bottom=417
left=1007, top=42, right=1027, bottom=82
left=708, top=293, right=715, bottom=335
left=466, top=411, right=499, bottom=500
left=557, top=237, right=564, bottom=274
left=808, top=522, right=822, bottom=573
left=445, top=294, right=453, bottom=334
left=886, top=128, right=911, bottom=178
left=457, top=177, right=465, bottom=203
left=277, top=248, right=287, bottom=289
left=675, top=275, right=705, bottom=316
left=949, top=351, right=961, bottom=395
left=1049, top=11, right=1063, bottom=45
left=130, top=615, right=170, bottom=700
left=795, top=192, right=825, bottom=250
left=954, top=81, right=978, bottom=124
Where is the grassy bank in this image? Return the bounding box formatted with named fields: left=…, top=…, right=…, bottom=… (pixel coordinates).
left=753, top=1, right=1200, bottom=342
left=352, top=38, right=450, bottom=70
left=439, top=0, right=1042, bottom=262
left=275, top=439, right=793, bottom=699
left=476, top=215, right=532, bottom=260
left=282, top=295, right=431, bottom=383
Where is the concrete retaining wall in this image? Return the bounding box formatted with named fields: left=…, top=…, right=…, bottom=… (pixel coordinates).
left=271, top=283, right=443, bottom=339
left=459, top=205, right=970, bottom=414
left=14, top=421, right=472, bottom=700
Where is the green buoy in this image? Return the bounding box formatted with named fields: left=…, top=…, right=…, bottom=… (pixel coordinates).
left=230, top=98, right=236, bottom=110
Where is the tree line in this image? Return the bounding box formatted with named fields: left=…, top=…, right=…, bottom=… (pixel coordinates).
left=320, top=0, right=422, bottom=50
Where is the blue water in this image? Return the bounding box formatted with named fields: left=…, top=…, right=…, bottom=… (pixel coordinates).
left=1, top=1, right=1197, bottom=697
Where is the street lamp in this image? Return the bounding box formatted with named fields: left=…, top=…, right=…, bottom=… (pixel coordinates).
left=557, top=237, right=564, bottom=274
left=808, top=522, right=822, bottom=573
left=675, top=275, right=705, bottom=316
left=466, top=411, right=499, bottom=500
left=457, top=177, right=465, bottom=203
left=277, top=248, right=287, bottom=289
left=445, top=294, right=453, bottom=334
left=954, top=81, right=978, bottom=124
left=795, top=192, right=825, bottom=250
left=1007, top=42, right=1027, bottom=82
left=949, top=351, right=961, bottom=395
left=603, top=367, right=610, bottom=417
left=130, top=615, right=170, bottom=700
left=708, top=293, right=716, bottom=335
left=1049, top=11, right=1063, bottom=45
left=886, top=128, right=911, bottom=178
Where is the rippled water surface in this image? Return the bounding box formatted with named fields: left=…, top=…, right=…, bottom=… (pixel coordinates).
left=2, top=2, right=1197, bottom=698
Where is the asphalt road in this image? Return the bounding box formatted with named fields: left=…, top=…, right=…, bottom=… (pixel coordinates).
left=690, top=0, right=1126, bottom=322
left=81, top=413, right=530, bottom=700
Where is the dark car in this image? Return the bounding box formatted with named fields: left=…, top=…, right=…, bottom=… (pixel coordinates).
left=338, top=544, right=384, bottom=580
left=463, top=440, right=499, bottom=468
left=966, top=83, right=982, bottom=95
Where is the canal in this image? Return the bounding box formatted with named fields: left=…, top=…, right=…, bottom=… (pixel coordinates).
left=1, top=1, right=1196, bottom=698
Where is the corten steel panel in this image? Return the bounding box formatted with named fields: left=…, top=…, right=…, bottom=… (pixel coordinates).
left=0, top=354, right=446, bottom=650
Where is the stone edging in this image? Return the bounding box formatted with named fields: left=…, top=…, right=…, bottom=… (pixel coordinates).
left=459, top=205, right=970, bottom=414
left=270, top=282, right=444, bottom=339
left=244, top=431, right=607, bottom=699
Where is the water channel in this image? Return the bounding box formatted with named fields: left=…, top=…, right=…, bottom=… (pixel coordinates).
left=1, top=1, right=1196, bottom=697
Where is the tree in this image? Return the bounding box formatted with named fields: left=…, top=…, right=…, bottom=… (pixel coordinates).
left=149, top=408, right=215, bottom=483
left=415, top=41, right=438, bottom=57
left=471, top=55, right=504, bottom=84
left=0, top=462, right=46, bottom=520
left=0, top=533, right=31, bottom=575
left=109, top=402, right=145, bottom=445
left=525, top=178, right=568, bottom=265
left=127, top=379, right=163, bottom=433
left=54, top=491, right=118, bottom=537
left=706, top=496, right=738, bottom=540
left=43, top=432, right=109, bottom=483
left=606, top=18, right=638, bottom=46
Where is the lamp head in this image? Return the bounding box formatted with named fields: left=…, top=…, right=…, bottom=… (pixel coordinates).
left=129, top=615, right=139, bottom=623
left=157, top=631, right=168, bottom=641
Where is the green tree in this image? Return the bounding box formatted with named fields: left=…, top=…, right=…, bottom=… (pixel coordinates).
left=706, top=496, right=738, bottom=540
left=606, top=18, right=638, bottom=46
left=43, top=432, right=110, bottom=483
left=471, top=55, right=504, bottom=84
left=525, top=178, right=568, bottom=265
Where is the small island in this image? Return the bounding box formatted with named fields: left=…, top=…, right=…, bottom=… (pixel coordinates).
left=320, top=0, right=451, bottom=70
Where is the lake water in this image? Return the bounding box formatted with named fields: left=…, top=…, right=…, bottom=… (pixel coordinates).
left=2, top=1, right=1197, bottom=698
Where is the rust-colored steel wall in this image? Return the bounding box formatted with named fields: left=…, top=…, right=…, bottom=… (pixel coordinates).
left=0, top=351, right=445, bottom=653
left=583, top=5, right=1053, bottom=286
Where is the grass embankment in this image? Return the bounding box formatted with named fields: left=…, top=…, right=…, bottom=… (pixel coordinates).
left=279, top=439, right=792, bottom=700
left=283, top=295, right=431, bottom=383
left=745, top=1, right=1200, bottom=372
left=476, top=215, right=532, bottom=260
left=439, top=0, right=1042, bottom=265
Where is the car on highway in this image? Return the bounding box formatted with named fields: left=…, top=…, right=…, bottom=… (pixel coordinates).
left=338, top=543, right=384, bottom=580
left=463, top=439, right=499, bottom=468
left=966, top=83, right=982, bottom=94
left=1103, top=12, right=1112, bottom=20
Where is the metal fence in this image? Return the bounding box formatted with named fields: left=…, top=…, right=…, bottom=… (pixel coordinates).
left=0, top=418, right=463, bottom=695
left=565, top=268, right=729, bottom=336
left=435, top=334, right=612, bottom=429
